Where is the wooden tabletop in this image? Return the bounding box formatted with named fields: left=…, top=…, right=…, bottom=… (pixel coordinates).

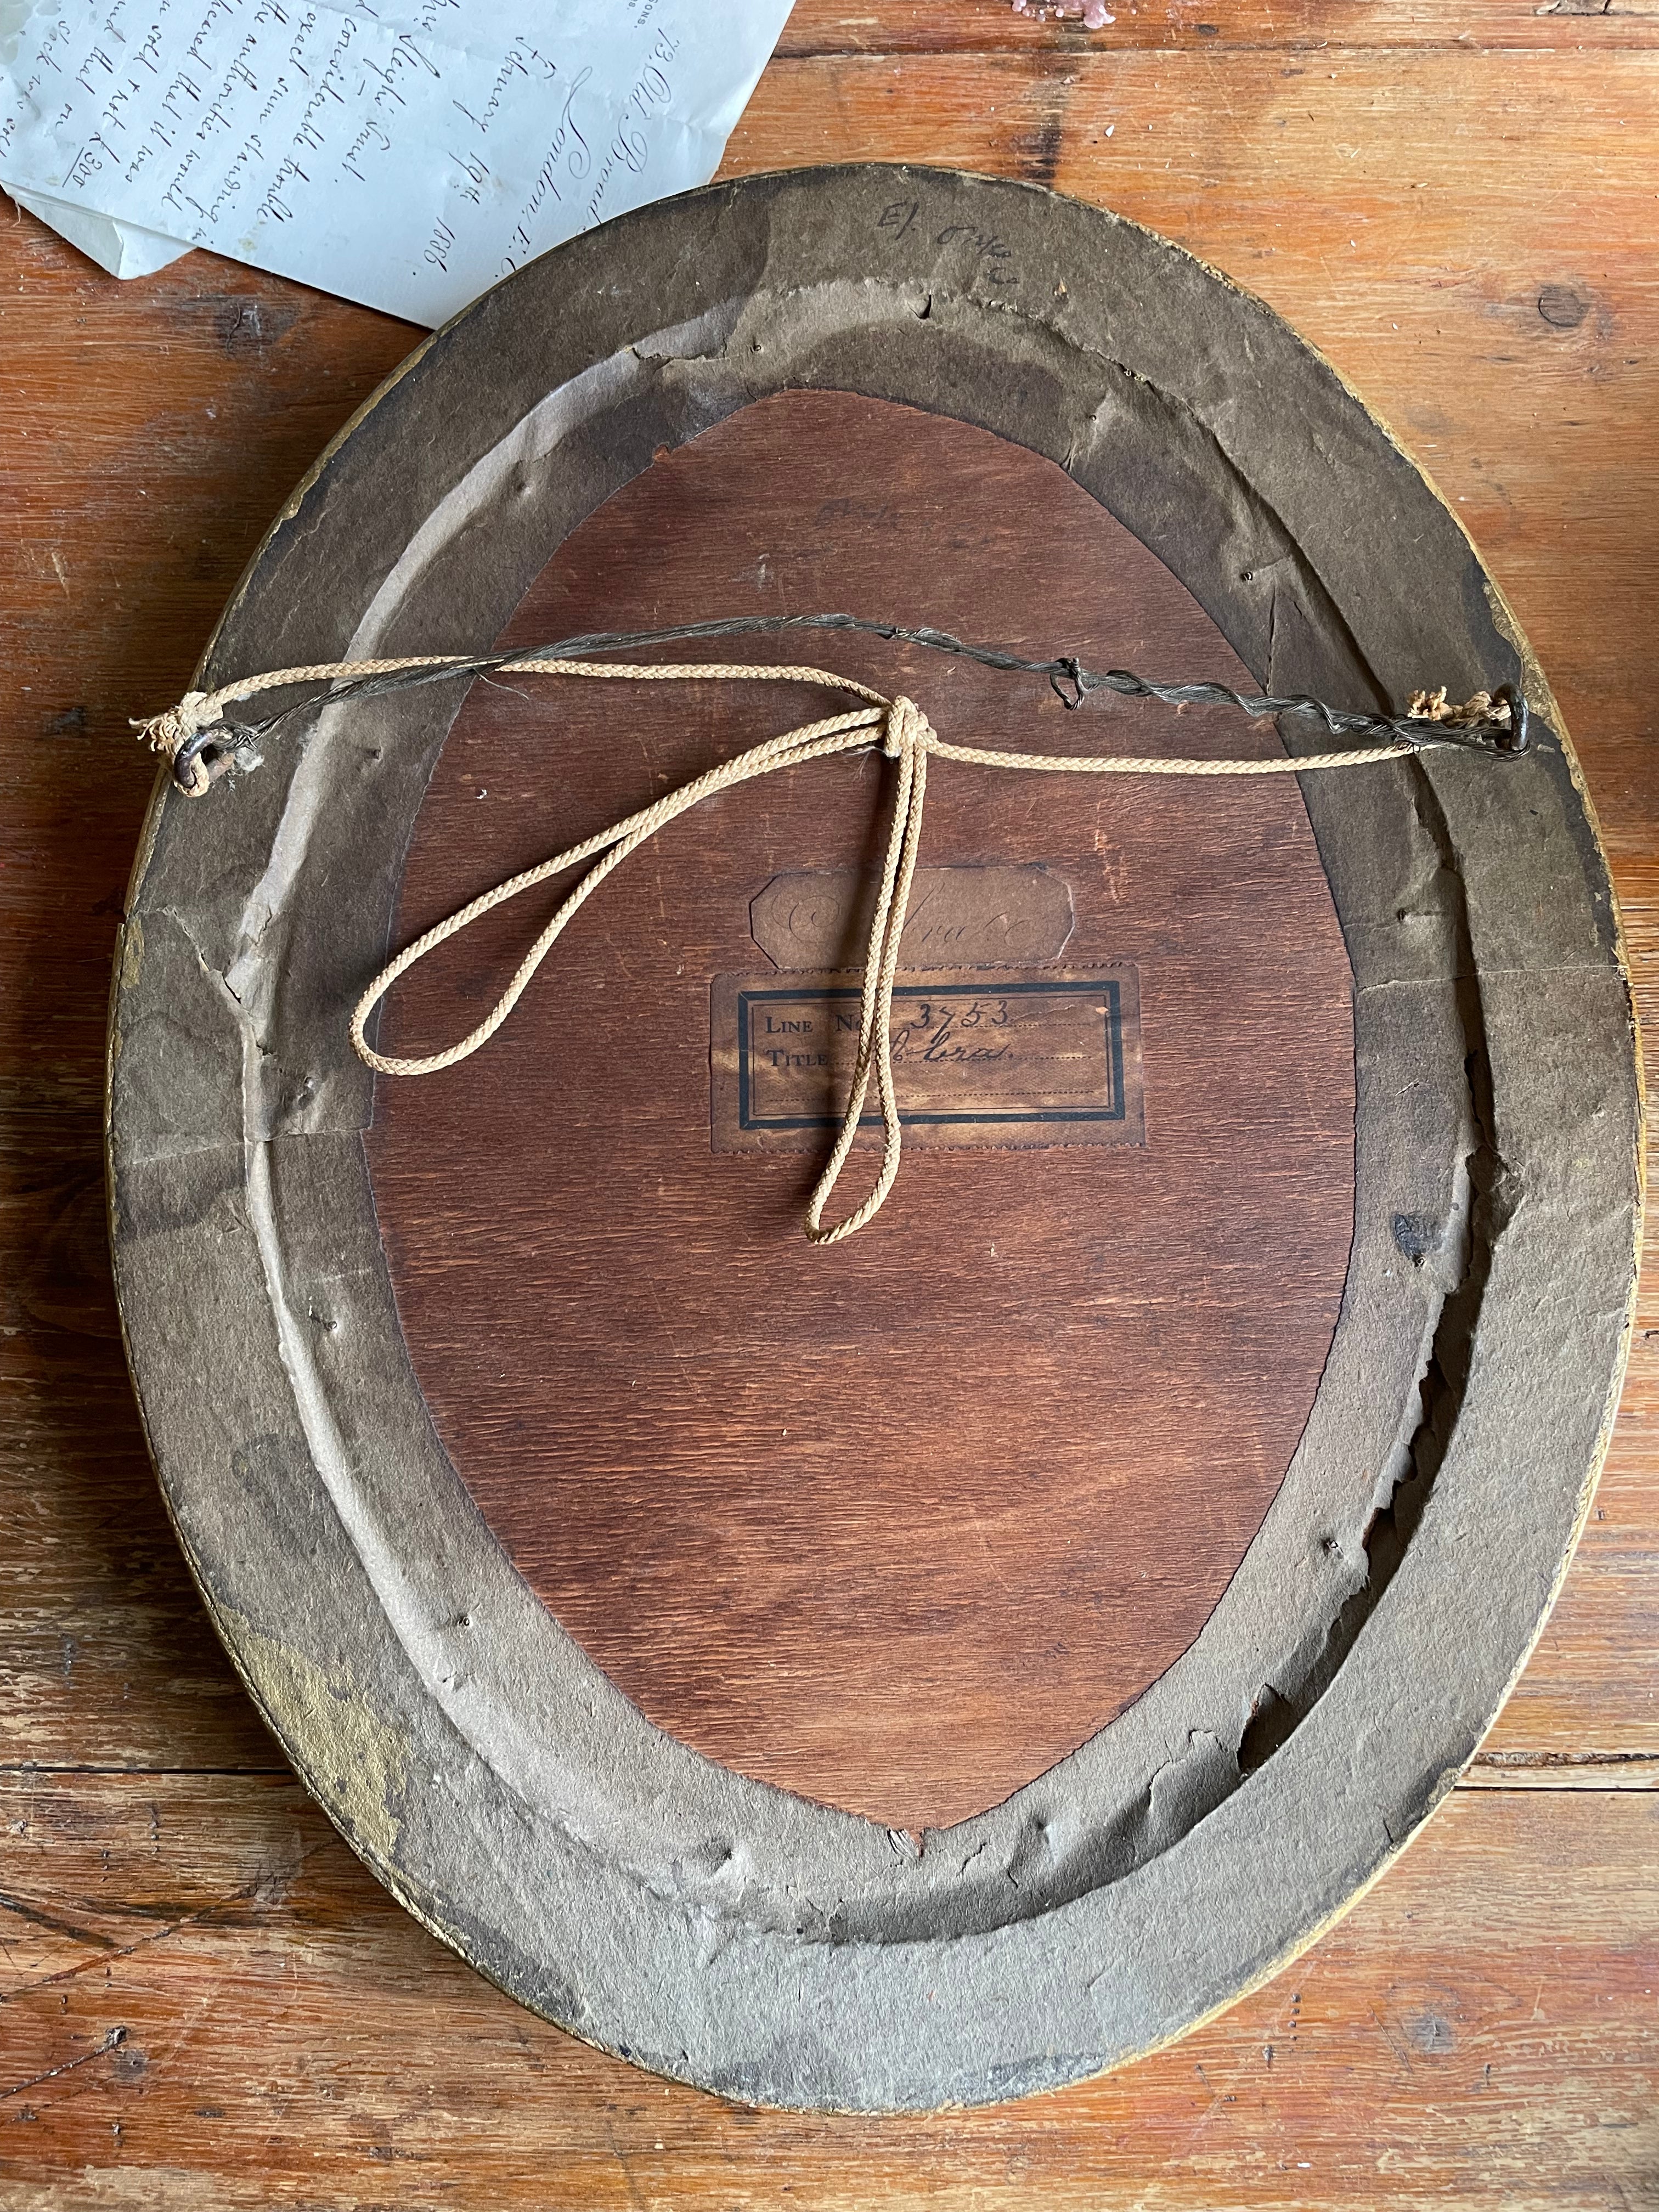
left=2, top=3, right=1654, bottom=2203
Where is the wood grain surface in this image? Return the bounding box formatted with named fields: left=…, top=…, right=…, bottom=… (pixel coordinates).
left=1, top=0, right=1655, bottom=2200
left=366, top=388, right=1357, bottom=1833
left=1, top=1774, right=1654, bottom=2210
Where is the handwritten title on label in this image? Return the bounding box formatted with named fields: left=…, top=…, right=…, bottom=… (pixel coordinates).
left=0, top=0, right=795, bottom=321
left=710, top=968, right=1146, bottom=1155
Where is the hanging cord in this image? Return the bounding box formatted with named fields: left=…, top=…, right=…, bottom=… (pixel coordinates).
left=132, top=636, right=1528, bottom=1244
left=132, top=609, right=1528, bottom=798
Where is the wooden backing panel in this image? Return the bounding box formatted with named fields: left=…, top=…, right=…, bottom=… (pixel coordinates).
left=365, top=389, right=1357, bottom=1831
left=1, top=1773, right=1654, bottom=2208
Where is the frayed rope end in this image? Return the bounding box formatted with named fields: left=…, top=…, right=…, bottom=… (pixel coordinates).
left=130, top=692, right=223, bottom=798
left=1408, top=686, right=1505, bottom=730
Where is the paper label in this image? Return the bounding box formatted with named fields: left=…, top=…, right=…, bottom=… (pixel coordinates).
left=710, top=967, right=1144, bottom=1153
left=748, top=865, right=1074, bottom=973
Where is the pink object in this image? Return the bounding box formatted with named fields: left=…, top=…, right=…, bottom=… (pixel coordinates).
left=1012, top=0, right=1116, bottom=22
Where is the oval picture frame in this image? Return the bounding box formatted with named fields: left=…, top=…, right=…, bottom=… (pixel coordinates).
left=108, top=165, right=1642, bottom=2113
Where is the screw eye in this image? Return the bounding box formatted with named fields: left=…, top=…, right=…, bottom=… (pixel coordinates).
left=1493, top=684, right=1531, bottom=756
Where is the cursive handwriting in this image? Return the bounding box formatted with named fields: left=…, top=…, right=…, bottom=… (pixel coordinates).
left=1, top=0, right=759, bottom=322
left=891, top=1000, right=1014, bottom=1067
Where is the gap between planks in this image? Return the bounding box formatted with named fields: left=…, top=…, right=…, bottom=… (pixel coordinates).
left=1461, top=1752, right=1659, bottom=1790
left=1, top=1760, right=1654, bottom=1788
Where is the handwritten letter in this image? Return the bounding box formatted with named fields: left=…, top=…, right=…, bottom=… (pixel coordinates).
left=0, top=0, right=794, bottom=322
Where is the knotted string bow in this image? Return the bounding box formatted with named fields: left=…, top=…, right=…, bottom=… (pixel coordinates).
left=134, top=648, right=1521, bottom=1243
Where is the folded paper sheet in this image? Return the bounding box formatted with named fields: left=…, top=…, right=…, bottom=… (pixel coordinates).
left=0, top=0, right=793, bottom=322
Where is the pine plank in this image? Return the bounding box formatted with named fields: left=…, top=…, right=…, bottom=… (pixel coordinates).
left=1, top=10, right=1656, bottom=2193
left=0, top=1775, right=1653, bottom=2206
left=778, top=0, right=1659, bottom=54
